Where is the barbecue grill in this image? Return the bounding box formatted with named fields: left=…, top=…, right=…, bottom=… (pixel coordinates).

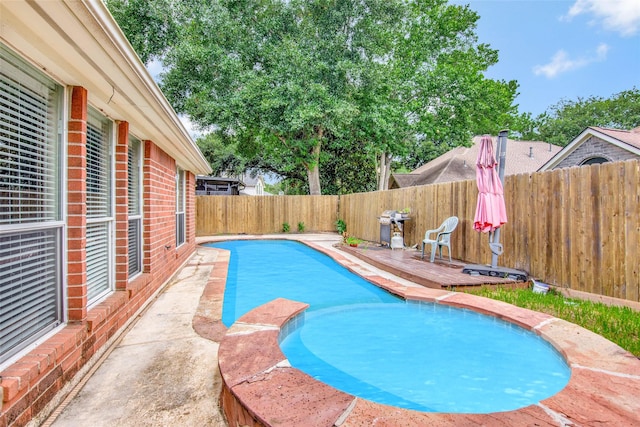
left=378, top=210, right=395, bottom=245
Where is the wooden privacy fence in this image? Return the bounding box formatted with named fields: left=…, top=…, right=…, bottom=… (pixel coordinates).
left=196, top=159, right=639, bottom=303
left=196, top=194, right=339, bottom=235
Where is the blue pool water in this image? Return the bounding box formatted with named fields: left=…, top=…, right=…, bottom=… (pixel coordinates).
left=208, top=240, right=570, bottom=413
left=214, top=240, right=399, bottom=326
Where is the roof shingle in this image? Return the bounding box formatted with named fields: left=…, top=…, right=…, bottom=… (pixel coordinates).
left=392, top=136, right=561, bottom=188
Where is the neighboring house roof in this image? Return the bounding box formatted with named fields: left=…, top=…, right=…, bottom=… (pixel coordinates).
left=390, top=136, right=561, bottom=188
left=1, top=1, right=211, bottom=175
left=538, top=126, right=640, bottom=171
left=240, top=174, right=270, bottom=195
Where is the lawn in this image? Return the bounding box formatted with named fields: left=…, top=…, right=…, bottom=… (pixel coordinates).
left=464, top=286, right=640, bottom=358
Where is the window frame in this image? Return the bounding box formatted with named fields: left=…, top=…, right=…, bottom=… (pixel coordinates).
left=580, top=156, right=609, bottom=166
left=175, top=167, right=185, bottom=248
left=85, top=107, right=115, bottom=306
left=0, top=43, right=66, bottom=366
left=127, top=136, right=143, bottom=278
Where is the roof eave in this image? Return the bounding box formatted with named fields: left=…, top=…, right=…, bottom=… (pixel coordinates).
left=539, top=127, right=640, bottom=171
left=0, top=0, right=212, bottom=175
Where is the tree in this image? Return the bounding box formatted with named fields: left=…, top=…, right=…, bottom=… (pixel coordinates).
left=196, top=133, right=247, bottom=177
left=106, top=0, right=178, bottom=64
left=107, top=0, right=518, bottom=194
left=536, top=88, right=640, bottom=146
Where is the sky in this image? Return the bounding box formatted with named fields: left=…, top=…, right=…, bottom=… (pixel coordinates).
left=452, top=0, right=640, bottom=117
left=155, top=0, right=640, bottom=134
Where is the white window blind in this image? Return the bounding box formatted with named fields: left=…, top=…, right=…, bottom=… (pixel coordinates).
left=86, top=223, right=110, bottom=303
left=127, top=137, right=142, bottom=276
left=1, top=48, right=60, bottom=225
left=86, top=108, right=113, bottom=305
left=175, top=168, right=185, bottom=247
left=1, top=44, right=63, bottom=364
left=86, top=110, right=111, bottom=219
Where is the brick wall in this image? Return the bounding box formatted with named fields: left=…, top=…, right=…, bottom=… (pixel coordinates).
left=0, top=88, right=198, bottom=427
left=555, top=135, right=640, bottom=168
left=66, top=87, right=89, bottom=322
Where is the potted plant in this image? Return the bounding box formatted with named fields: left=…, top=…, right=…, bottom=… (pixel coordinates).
left=400, top=207, right=411, bottom=218
left=345, top=236, right=362, bottom=247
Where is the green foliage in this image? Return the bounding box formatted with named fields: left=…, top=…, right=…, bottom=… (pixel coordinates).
left=335, top=219, right=347, bottom=235
left=150, top=0, right=517, bottom=194
left=105, top=0, right=178, bottom=64
left=466, top=286, right=640, bottom=357
left=345, top=236, right=363, bottom=246
left=264, top=181, right=283, bottom=195
left=536, top=88, right=640, bottom=146
left=297, top=222, right=305, bottom=232
left=196, top=133, right=245, bottom=176
left=507, top=112, right=540, bottom=141
left=282, top=222, right=290, bottom=233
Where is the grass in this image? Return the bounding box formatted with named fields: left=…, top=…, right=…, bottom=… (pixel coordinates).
left=464, top=285, right=640, bottom=358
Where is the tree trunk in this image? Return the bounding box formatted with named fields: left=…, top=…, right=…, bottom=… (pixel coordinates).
left=377, top=152, right=392, bottom=191
left=307, top=138, right=322, bottom=195
left=307, top=163, right=321, bottom=195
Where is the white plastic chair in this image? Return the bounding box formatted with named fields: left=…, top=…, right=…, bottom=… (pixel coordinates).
left=421, top=216, right=459, bottom=262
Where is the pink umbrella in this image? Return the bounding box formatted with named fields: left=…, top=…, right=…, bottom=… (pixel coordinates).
left=473, top=135, right=507, bottom=233
left=464, top=131, right=526, bottom=279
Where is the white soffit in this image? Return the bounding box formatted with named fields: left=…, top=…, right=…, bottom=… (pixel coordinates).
left=0, top=0, right=211, bottom=175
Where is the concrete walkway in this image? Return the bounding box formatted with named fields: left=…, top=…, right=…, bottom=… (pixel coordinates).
left=43, top=233, right=409, bottom=427
left=47, top=248, right=226, bottom=427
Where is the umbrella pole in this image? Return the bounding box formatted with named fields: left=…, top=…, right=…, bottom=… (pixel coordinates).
left=491, top=130, right=508, bottom=268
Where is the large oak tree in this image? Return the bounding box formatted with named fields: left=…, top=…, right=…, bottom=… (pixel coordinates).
left=109, top=0, right=518, bottom=194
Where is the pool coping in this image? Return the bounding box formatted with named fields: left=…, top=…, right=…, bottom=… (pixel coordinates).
left=202, top=236, right=640, bottom=426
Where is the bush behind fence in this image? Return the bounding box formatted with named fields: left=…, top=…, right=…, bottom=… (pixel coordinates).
left=196, top=160, right=639, bottom=303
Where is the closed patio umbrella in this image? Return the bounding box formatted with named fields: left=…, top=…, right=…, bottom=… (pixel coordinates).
left=463, top=130, right=527, bottom=280
left=473, top=135, right=507, bottom=234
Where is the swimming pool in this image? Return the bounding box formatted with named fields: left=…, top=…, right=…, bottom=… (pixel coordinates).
left=210, top=239, right=570, bottom=413
left=216, top=239, right=399, bottom=327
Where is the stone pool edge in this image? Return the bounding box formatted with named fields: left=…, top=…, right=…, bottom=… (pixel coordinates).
left=202, top=237, right=640, bottom=427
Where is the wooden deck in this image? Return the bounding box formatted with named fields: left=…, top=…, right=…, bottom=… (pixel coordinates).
left=338, top=243, right=528, bottom=289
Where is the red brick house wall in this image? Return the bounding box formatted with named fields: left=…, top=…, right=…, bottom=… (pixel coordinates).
left=0, top=87, right=199, bottom=427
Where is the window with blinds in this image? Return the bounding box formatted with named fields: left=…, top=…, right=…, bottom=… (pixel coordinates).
left=86, top=108, right=113, bottom=305
left=1, top=44, right=64, bottom=364
left=128, top=137, right=142, bottom=277
left=176, top=168, right=185, bottom=247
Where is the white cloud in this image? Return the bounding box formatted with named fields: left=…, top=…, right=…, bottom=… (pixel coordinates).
left=533, top=43, right=609, bottom=78
left=566, top=0, right=640, bottom=36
